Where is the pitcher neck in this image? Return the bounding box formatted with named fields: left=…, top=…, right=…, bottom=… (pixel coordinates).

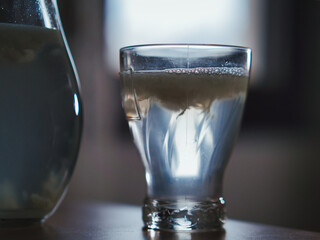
left=0, top=0, right=60, bottom=29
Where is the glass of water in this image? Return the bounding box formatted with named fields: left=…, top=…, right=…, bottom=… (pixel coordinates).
left=120, top=44, right=251, bottom=231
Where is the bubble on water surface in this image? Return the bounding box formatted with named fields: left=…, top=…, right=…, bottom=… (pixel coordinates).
left=164, top=67, right=246, bottom=76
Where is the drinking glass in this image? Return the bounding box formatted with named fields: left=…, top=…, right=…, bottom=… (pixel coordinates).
left=120, top=44, right=251, bottom=231
left=0, top=0, right=82, bottom=224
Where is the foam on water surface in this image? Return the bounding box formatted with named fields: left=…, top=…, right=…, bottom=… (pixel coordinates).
left=121, top=67, right=248, bottom=116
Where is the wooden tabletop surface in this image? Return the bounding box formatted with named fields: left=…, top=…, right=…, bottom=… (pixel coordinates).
left=0, top=202, right=319, bottom=240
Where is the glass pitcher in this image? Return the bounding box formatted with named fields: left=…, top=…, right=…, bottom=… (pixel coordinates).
left=0, top=0, right=82, bottom=223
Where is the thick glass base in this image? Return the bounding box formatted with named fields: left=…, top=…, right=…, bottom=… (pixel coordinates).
left=0, top=209, right=53, bottom=227
left=143, top=197, right=225, bottom=231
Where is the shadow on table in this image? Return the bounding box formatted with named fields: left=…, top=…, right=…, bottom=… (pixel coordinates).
left=143, top=228, right=226, bottom=240
left=0, top=223, right=63, bottom=240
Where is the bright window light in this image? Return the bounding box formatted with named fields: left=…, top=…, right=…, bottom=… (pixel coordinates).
left=105, top=0, right=265, bottom=83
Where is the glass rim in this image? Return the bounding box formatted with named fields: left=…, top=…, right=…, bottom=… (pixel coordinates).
left=120, top=43, right=251, bottom=53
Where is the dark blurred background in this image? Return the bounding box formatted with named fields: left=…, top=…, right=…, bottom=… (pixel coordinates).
left=57, top=0, right=320, bottom=232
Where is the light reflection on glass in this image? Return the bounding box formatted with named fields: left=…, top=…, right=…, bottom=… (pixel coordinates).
left=38, top=0, right=53, bottom=28
left=143, top=228, right=226, bottom=240
left=74, top=93, right=79, bottom=116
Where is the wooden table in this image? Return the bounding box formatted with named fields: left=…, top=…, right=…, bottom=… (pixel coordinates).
left=0, top=202, right=319, bottom=240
